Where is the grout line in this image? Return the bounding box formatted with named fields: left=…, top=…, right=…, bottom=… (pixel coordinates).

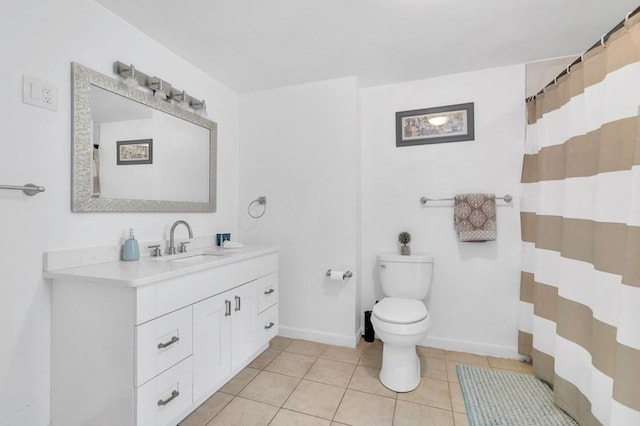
left=202, top=393, right=235, bottom=426
left=390, top=393, right=398, bottom=425
left=276, top=380, right=303, bottom=410
left=330, top=388, right=349, bottom=424
left=235, top=373, right=302, bottom=408
left=250, top=346, right=282, bottom=371
left=278, top=356, right=316, bottom=410
left=228, top=369, right=260, bottom=396
left=273, top=406, right=342, bottom=424
left=329, top=356, right=361, bottom=424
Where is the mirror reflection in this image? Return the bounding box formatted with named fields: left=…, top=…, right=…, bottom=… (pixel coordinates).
left=89, top=86, right=210, bottom=202
left=72, top=62, right=217, bottom=212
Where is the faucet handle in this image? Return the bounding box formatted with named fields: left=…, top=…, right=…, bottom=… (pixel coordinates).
left=179, top=241, right=191, bottom=253
left=148, top=245, right=162, bottom=257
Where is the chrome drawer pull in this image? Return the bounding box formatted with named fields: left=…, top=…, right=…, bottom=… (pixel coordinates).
left=157, top=390, right=179, bottom=406
left=235, top=295, right=241, bottom=311
left=264, top=322, right=275, bottom=330
left=225, top=300, right=231, bottom=317
left=264, top=288, right=275, bottom=295
left=157, top=336, right=179, bottom=349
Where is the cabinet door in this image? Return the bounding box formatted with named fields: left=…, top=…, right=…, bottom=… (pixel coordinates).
left=230, top=281, right=257, bottom=370
left=193, top=292, right=231, bottom=401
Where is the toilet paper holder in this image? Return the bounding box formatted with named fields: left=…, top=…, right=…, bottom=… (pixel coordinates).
left=325, top=269, right=353, bottom=279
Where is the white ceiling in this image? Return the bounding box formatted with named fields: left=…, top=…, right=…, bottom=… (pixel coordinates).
left=95, top=0, right=639, bottom=93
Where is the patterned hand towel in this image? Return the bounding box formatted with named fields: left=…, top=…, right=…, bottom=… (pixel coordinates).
left=454, top=193, right=497, bottom=242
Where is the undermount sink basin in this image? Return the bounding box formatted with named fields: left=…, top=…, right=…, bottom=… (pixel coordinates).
left=150, top=250, right=226, bottom=263
left=169, top=253, right=225, bottom=263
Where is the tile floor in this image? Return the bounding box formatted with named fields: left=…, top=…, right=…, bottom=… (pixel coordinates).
left=179, top=336, right=534, bottom=426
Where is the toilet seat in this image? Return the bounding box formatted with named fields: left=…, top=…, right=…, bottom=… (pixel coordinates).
left=371, top=310, right=430, bottom=337
left=373, top=297, right=427, bottom=324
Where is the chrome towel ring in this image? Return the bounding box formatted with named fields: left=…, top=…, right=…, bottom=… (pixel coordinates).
left=248, top=196, right=267, bottom=218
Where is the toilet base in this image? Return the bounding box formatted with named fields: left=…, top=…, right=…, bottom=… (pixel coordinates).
left=379, top=344, right=420, bottom=392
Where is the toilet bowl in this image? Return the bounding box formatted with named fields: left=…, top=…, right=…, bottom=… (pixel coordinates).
left=371, top=297, right=430, bottom=392
left=373, top=254, right=434, bottom=392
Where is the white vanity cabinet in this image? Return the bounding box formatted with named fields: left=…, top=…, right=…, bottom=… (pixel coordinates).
left=192, top=277, right=260, bottom=400
left=48, top=247, right=278, bottom=426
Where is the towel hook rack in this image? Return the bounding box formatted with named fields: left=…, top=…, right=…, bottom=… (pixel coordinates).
left=420, top=194, right=512, bottom=205
left=0, top=183, right=46, bottom=196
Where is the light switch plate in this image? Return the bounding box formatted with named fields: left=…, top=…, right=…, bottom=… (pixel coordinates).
left=22, top=75, right=58, bottom=111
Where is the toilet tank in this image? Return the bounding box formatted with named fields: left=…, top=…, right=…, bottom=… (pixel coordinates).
left=377, top=253, right=434, bottom=299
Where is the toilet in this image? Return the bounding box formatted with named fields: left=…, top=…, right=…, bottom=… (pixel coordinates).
left=371, top=253, right=434, bottom=392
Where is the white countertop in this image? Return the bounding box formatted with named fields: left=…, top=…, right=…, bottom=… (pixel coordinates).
left=44, top=245, right=278, bottom=288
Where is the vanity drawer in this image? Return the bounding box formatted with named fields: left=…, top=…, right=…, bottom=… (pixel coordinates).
left=136, top=306, right=193, bottom=386
left=256, top=272, right=278, bottom=313
left=136, top=356, right=193, bottom=426
left=257, top=304, right=279, bottom=347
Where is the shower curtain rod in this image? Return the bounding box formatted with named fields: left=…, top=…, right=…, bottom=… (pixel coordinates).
left=529, top=5, right=640, bottom=101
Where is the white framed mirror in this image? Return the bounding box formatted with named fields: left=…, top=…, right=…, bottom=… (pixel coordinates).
left=71, top=62, right=217, bottom=212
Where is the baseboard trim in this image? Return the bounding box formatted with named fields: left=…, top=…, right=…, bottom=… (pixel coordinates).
left=279, top=324, right=361, bottom=348
left=278, top=326, right=519, bottom=358
left=420, top=335, right=520, bottom=359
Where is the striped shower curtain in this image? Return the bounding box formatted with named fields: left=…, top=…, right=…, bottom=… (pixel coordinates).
left=519, top=13, right=640, bottom=426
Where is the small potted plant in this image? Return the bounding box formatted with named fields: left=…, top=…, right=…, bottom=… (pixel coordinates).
left=398, top=231, right=411, bottom=255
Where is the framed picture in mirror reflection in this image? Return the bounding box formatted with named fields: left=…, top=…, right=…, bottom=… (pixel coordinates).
left=116, top=139, right=153, bottom=165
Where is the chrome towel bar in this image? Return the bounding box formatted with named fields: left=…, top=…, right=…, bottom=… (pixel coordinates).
left=420, top=194, right=512, bottom=205
left=0, top=183, right=46, bottom=196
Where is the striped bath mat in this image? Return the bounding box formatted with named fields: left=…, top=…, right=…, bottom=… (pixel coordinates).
left=456, top=365, right=577, bottom=426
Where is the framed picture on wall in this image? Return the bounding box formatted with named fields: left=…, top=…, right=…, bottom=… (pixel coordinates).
left=116, top=139, right=153, bottom=165
left=396, top=102, right=474, bottom=147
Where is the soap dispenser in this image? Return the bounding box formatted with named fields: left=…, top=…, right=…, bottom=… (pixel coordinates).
left=122, top=228, right=140, bottom=261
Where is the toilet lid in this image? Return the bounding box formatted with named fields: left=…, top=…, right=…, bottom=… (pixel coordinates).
left=373, top=298, right=428, bottom=324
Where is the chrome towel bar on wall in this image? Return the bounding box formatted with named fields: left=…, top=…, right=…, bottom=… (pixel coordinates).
left=0, top=183, right=46, bottom=196
left=419, top=194, right=512, bottom=205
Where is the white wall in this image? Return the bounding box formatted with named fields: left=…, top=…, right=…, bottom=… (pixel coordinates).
left=238, top=77, right=361, bottom=347
left=238, top=65, right=525, bottom=356
left=360, top=65, right=525, bottom=357
left=0, top=1, right=238, bottom=425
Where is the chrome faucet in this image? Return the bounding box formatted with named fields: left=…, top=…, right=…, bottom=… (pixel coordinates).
left=168, top=220, right=193, bottom=255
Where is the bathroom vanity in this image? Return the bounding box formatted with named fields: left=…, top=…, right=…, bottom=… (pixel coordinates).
left=45, top=245, right=278, bottom=426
